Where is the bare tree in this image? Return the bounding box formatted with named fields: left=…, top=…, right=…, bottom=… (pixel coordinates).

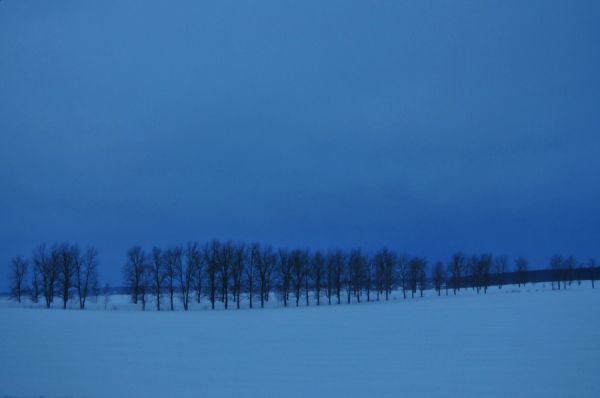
left=246, top=243, right=258, bottom=309
left=194, top=248, right=205, bottom=304
left=257, top=245, right=274, bottom=308
left=204, top=240, right=220, bottom=310
left=397, top=253, right=410, bottom=299
left=325, top=251, right=338, bottom=305
left=123, top=246, right=146, bottom=305
left=348, top=249, right=366, bottom=303
left=375, top=248, right=395, bottom=300
left=231, top=243, right=245, bottom=309
left=384, top=250, right=395, bottom=300
left=103, top=283, right=111, bottom=310
left=493, top=255, right=509, bottom=289
left=33, top=244, right=59, bottom=308
left=480, top=254, right=492, bottom=294
left=216, top=241, right=234, bottom=309
left=30, top=261, right=41, bottom=304
left=514, top=257, right=529, bottom=288
left=325, top=252, right=332, bottom=304
left=278, top=248, right=292, bottom=307
left=150, top=247, right=166, bottom=311
left=563, top=256, right=576, bottom=288
left=164, top=246, right=182, bottom=310
left=57, top=243, right=78, bottom=309
left=550, top=255, right=563, bottom=290
left=365, top=256, right=374, bottom=302
left=589, top=258, right=597, bottom=289
left=304, top=251, right=312, bottom=306
left=10, top=255, right=28, bottom=303
left=180, top=242, right=200, bottom=311
left=432, top=261, right=444, bottom=296
left=444, top=266, right=449, bottom=295
left=290, top=249, right=308, bottom=307
left=374, top=251, right=385, bottom=301
left=416, top=258, right=427, bottom=297
left=343, top=253, right=352, bottom=304
left=405, top=257, right=428, bottom=298
left=312, top=251, right=326, bottom=305
left=139, top=263, right=150, bottom=311
left=467, top=255, right=481, bottom=293
left=448, top=252, right=466, bottom=295
left=75, top=247, right=99, bottom=309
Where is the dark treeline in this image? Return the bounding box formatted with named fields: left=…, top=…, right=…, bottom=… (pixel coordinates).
left=7, top=241, right=599, bottom=310
left=119, top=240, right=600, bottom=311
left=6, top=243, right=100, bottom=309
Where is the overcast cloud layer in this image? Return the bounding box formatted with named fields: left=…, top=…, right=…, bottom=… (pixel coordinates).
left=1, top=1, right=599, bottom=288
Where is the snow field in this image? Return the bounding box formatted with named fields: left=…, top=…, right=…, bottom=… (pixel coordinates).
left=0, top=285, right=599, bottom=398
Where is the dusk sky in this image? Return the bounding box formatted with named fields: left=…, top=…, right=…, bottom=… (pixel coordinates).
left=1, top=1, right=599, bottom=289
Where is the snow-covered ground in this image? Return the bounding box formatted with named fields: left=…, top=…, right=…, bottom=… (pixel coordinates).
left=1, top=284, right=599, bottom=398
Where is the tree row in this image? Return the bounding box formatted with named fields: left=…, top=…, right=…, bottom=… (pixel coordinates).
left=121, top=240, right=599, bottom=311
left=8, top=240, right=598, bottom=310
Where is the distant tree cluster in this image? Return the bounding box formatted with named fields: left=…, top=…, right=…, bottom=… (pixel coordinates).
left=119, top=241, right=600, bottom=311
left=7, top=243, right=100, bottom=309
left=7, top=242, right=598, bottom=311
left=549, top=255, right=597, bottom=290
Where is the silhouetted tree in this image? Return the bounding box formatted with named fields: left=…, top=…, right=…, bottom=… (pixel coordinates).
left=348, top=249, right=367, bottom=303
left=123, top=246, right=146, bottom=305
left=291, top=249, right=308, bottom=307
left=550, top=255, right=563, bottom=290
left=164, top=246, right=182, bottom=310
left=326, top=251, right=343, bottom=305
left=374, top=252, right=385, bottom=301
left=204, top=240, right=220, bottom=310
left=416, top=258, right=428, bottom=297
left=150, top=247, right=166, bottom=311
left=563, top=256, right=576, bottom=288
left=375, top=248, right=395, bottom=300
left=180, top=242, right=200, bottom=311
left=278, top=249, right=292, bottom=307
left=194, top=247, right=205, bottom=304
left=57, top=243, right=78, bottom=309
left=589, top=258, right=598, bottom=289
left=325, top=252, right=333, bottom=304
left=216, top=241, right=234, bottom=309
left=256, top=244, right=275, bottom=308
left=34, top=244, right=58, bottom=308
left=432, top=261, right=444, bottom=296
left=397, top=253, right=409, bottom=299
left=493, top=255, right=509, bottom=289
left=343, top=253, right=352, bottom=304
left=365, top=256, right=374, bottom=302
left=246, top=243, right=258, bottom=309
left=304, top=252, right=311, bottom=307
left=75, top=247, right=99, bottom=309
left=448, top=252, right=465, bottom=295
left=10, top=255, right=28, bottom=303
left=514, top=257, right=529, bottom=288
left=480, top=254, right=492, bottom=294
left=408, top=257, right=419, bottom=298
left=103, top=283, right=111, bottom=310
left=468, top=255, right=481, bottom=293
left=231, top=243, right=245, bottom=309
left=312, top=251, right=326, bottom=305
left=139, top=263, right=150, bottom=311
left=30, top=260, right=40, bottom=304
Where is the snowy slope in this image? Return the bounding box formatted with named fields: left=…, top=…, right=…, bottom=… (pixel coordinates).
left=1, top=285, right=599, bottom=398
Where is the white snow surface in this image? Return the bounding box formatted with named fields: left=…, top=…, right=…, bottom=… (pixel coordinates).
left=1, top=285, right=599, bottom=398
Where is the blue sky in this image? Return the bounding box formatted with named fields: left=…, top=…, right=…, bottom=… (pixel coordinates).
left=1, top=1, right=599, bottom=288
